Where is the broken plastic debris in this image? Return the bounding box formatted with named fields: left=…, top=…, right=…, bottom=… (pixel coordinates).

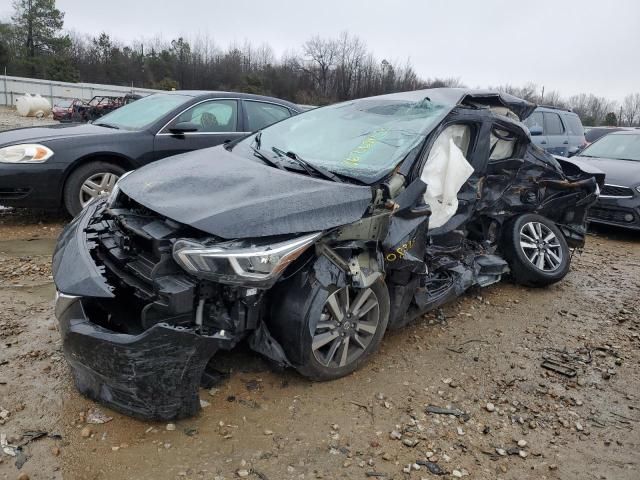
left=86, top=408, right=113, bottom=424
left=541, top=359, right=577, bottom=377
left=1, top=433, right=17, bottom=456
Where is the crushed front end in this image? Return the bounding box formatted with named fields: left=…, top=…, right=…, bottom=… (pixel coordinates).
left=53, top=197, right=271, bottom=420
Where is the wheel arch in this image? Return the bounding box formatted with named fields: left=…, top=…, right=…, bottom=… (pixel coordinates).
left=60, top=152, right=136, bottom=204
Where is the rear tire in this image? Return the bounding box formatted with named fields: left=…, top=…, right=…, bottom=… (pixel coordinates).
left=63, top=161, right=125, bottom=217
left=502, top=213, right=570, bottom=287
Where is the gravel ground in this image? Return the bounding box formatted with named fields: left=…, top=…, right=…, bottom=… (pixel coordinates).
left=0, top=112, right=638, bottom=480
left=0, top=107, right=58, bottom=131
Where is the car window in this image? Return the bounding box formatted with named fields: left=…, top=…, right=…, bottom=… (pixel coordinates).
left=245, top=101, right=291, bottom=132
left=172, top=99, right=238, bottom=133
left=237, top=97, right=450, bottom=181
left=524, top=111, right=543, bottom=131
left=543, top=112, right=564, bottom=135
left=563, top=114, right=584, bottom=136
left=96, top=93, right=190, bottom=130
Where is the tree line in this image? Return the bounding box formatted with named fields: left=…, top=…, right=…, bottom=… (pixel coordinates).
left=2, top=0, right=640, bottom=126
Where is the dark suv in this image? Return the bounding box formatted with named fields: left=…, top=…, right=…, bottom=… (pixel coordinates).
left=524, top=106, right=586, bottom=156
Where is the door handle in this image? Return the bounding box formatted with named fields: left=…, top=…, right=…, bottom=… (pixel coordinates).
left=541, top=141, right=547, bottom=144
left=563, top=140, right=569, bottom=144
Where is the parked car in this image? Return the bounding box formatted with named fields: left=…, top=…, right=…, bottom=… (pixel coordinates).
left=584, top=126, right=638, bottom=145
left=0, top=91, right=301, bottom=215
left=572, top=130, right=640, bottom=229
left=52, top=88, right=601, bottom=420
left=51, top=99, right=76, bottom=122
left=524, top=106, right=586, bottom=156
left=70, top=94, right=143, bottom=123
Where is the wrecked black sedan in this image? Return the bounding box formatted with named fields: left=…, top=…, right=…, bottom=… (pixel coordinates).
left=52, top=88, right=602, bottom=420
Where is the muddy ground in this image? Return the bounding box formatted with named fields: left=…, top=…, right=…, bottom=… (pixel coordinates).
left=0, top=109, right=639, bottom=480
left=0, top=209, right=638, bottom=480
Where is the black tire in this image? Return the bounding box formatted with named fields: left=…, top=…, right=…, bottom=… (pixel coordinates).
left=502, top=213, right=570, bottom=287
left=63, top=161, right=126, bottom=216
left=270, top=272, right=390, bottom=382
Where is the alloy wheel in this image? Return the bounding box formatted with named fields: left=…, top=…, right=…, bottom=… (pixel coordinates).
left=79, top=172, right=120, bottom=207
left=518, top=221, right=563, bottom=272
left=311, top=286, right=380, bottom=369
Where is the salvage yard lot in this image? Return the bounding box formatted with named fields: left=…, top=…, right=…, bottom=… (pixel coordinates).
left=0, top=113, right=639, bottom=480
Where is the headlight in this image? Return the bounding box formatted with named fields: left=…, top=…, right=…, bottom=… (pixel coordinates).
left=106, top=170, right=133, bottom=207
left=173, top=232, right=321, bottom=288
left=636, top=186, right=640, bottom=194
left=0, top=144, right=54, bottom=163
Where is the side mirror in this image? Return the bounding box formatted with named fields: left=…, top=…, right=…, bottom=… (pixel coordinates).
left=169, top=121, right=199, bottom=133
left=529, top=125, right=543, bottom=136
left=567, top=146, right=580, bottom=157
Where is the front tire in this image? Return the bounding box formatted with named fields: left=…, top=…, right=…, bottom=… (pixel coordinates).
left=502, top=213, right=570, bottom=287
left=63, top=161, right=125, bottom=216
left=271, top=275, right=390, bottom=381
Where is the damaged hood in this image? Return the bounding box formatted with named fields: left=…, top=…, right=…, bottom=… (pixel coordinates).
left=118, top=146, right=373, bottom=239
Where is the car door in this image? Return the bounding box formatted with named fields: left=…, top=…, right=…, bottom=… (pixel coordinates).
left=543, top=111, right=569, bottom=155
left=242, top=100, right=293, bottom=132
left=153, top=98, right=246, bottom=159
left=562, top=112, right=586, bottom=154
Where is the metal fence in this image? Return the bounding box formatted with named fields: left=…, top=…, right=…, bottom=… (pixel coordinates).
left=1, top=75, right=159, bottom=107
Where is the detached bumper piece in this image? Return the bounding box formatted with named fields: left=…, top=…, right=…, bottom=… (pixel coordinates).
left=57, top=294, right=229, bottom=420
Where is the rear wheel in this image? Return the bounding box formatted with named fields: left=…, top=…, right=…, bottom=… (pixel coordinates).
left=502, top=213, right=570, bottom=287
left=63, top=161, right=125, bottom=216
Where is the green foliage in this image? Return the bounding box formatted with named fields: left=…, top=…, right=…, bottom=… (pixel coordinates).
left=153, top=77, right=179, bottom=91
left=12, top=0, right=65, bottom=57
left=604, top=112, right=617, bottom=126
left=7, top=0, right=78, bottom=79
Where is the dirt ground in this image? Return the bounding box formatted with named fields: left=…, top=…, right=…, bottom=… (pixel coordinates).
left=0, top=208, right=637, bottom=480
left=0, top=111, right=639, bottom=479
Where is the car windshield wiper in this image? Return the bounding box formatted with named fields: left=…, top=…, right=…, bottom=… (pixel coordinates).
left=271, top=146, right=343, bottom=183
left=251, top=145, right=285, bottom=170
left=94, top=122, right=120, bottom=129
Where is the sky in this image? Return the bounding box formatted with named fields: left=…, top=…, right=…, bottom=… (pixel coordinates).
left=3, top=0, right=639, bottom=102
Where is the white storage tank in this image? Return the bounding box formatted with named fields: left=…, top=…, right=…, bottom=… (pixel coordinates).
left=16, top=94, right=52, bottom=118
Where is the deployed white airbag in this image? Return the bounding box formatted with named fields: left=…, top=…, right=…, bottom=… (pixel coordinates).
left=420, top=125, right=474, bottom=228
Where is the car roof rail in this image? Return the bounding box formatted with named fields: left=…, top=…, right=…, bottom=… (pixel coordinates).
left=538, top=104, right=574, bottom=113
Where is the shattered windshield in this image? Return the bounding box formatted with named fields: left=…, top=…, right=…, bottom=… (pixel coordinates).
left=237, top=97, right=449, bottom=182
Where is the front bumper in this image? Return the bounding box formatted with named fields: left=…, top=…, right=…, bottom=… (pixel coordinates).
left=53, top=201, right=231, bottom=420
left=587, top=196, right=640, bottom=230
left=0, top=162, right=64, bottom=208
left=56, top=293, right=227, bottom=420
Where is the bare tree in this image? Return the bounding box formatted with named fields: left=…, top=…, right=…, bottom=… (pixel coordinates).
left=302, top=35, right=338, bottom=98
left=621, top=93, right=640, bottom=126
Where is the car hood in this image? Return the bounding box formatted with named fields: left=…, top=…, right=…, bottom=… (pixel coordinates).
left=118, top=146, right=373, bottom=239
left=0, top=123, right=120, bottom=146
left=573, top=155, right=640, bottom=186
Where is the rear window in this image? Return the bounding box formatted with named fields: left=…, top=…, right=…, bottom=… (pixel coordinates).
left=563, top=114, right=584, bottom=136
left=543, top=112, right=564, bottom=135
